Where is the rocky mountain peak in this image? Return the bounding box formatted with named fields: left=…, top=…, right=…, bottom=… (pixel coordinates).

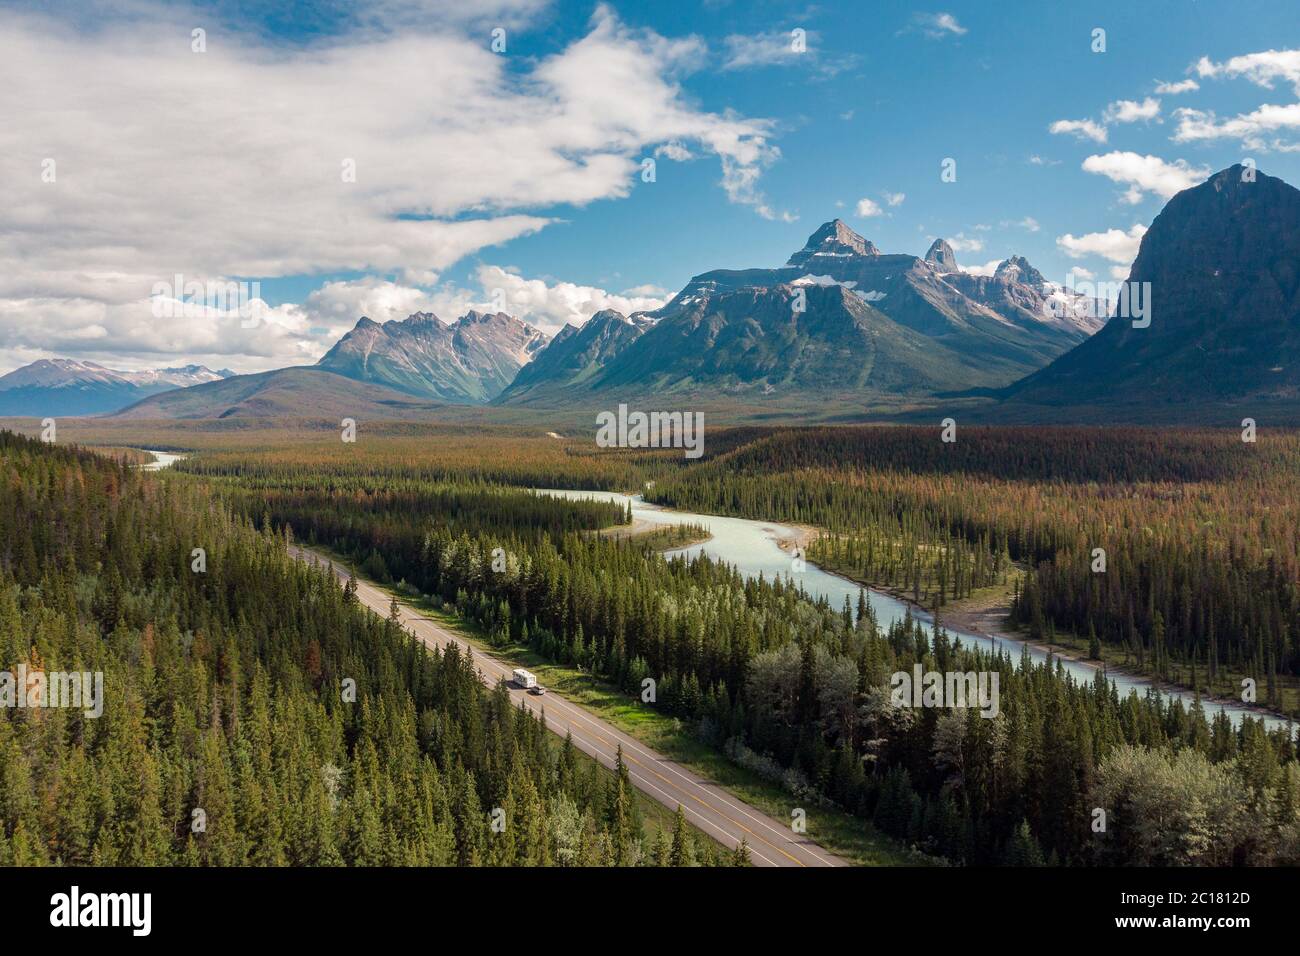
left=994, top=256, right=1047, bottom=289
left=924, top=238, right=960, bottom=273
left=786, top=219, right=880, bottom=267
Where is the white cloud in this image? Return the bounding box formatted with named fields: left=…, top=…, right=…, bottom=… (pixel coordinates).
left=1104, top=97, right=1161, bottom=123
left=1080, top=151, right=1210, bottom=203
left=1196, top=49, right=1300, bottom=96
left=1173, top=103, right=1300, bottom=150
left=998, top=216, right=1040, bottom=232
left=1155, top=78, right=1199, bottom=95
left=1049, top=118, right=1108, bottom=143
left=1067, top=266, right=1095, bottom=282
left=947, top=234, right=984, bottom=253
left=0, top=3, right=783, bottom=367
left=0, top=263, right=674, bottom=375
left=905, top=13, right=967, bottom=39
left=654, top=141, right=695, bottom=161
left=621, top=283, right=670, bottom=298
left=720, top=30, right=859, bottom=78
left=1056, top=224, right=1148, bottom=264
left=961, top=259, right=1003, bottom=277
left=0, top=292, right=324, bottom=375
left=883, top=191, right=906, bottom=207
left=301, top=279, right=447, bottom=329
left=722, top=31, right=803, bottom=69
left=472, top=265, right=667, bottom=335
left=856, top=198, right=884, bottom=217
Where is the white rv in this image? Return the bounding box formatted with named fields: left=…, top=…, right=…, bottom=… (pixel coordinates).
left=512, top=668, right=537, bottom=690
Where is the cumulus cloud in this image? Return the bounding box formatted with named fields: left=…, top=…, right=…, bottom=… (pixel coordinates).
left=472, top=266, right=668, bottom=335
left=960, top=259, right=1003, bottom=277
left=856, top=198, right=884, bottom=217
left=1104, top=97, right=1161, bottom=123
left=1080, top=151, right=1210, bottom=203
left=883, top=191, right=906, bottom=207
left=1196, top=49, right=1300, bottom=96
left=1155, top=78, right=1199, bottom=95
left=1056, top=224, right=1148, bottom=264
left=0, top=263, right=675, bottom=375
left=1049, top=118, right=1108, bottom=143
left=0, top=291, right=323, bottom=375
left=1173, top=103, right=1300, bottom=150
left=0, top=2, right=782, bottom=368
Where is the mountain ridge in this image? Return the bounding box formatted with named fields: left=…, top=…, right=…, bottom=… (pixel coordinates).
left=316, top=309, right=548, bottom=403
left=495, top=219, right=1102, bottom=406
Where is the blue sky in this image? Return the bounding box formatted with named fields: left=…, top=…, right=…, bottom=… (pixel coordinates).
left=2, top=0, right=1298, bottom=373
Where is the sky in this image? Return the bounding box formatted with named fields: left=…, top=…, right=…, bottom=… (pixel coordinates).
left=2, top=0, right=1299, bottom=375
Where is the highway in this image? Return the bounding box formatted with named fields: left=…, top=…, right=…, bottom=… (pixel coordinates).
left=291, top=547, right=848, bottom=868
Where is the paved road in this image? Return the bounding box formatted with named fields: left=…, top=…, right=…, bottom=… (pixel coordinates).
left=292, top=547, right=848, bottom=868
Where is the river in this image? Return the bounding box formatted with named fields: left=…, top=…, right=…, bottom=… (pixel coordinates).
left=140, top=450, right=185, bottom=471
left=131, top=450, right=1286, bottom=732
left=539, top=488, right=1292, bottom=733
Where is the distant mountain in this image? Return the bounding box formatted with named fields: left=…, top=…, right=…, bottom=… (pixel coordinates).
left=497, top=220, right=1101, bottom=405
left=942, top=257, right=1106, bottom=339
left=1003, top=165, right=1300, bottom=410
left=316, top=310, right=548, bottom=403
left=0, top=359, right=233, bottom=416
left=111, top=366, right=447, bottom=420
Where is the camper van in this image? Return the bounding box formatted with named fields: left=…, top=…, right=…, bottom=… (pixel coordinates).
left=511, top=668, right=537, bottom=690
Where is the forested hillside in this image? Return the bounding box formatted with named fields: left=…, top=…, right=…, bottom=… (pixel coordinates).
left=646, top=426, right=1300, bottom=714
left=0, top=431, right=727, bottom=866
left=177, top=438, right=1300, bottom=866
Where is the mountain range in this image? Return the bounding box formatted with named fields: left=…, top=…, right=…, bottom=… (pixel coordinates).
left=0, top=360, right=232, bottom=416
left=493, top=220, right=1103, bottom=405
left=5, top=164, right=1295, bottom=423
